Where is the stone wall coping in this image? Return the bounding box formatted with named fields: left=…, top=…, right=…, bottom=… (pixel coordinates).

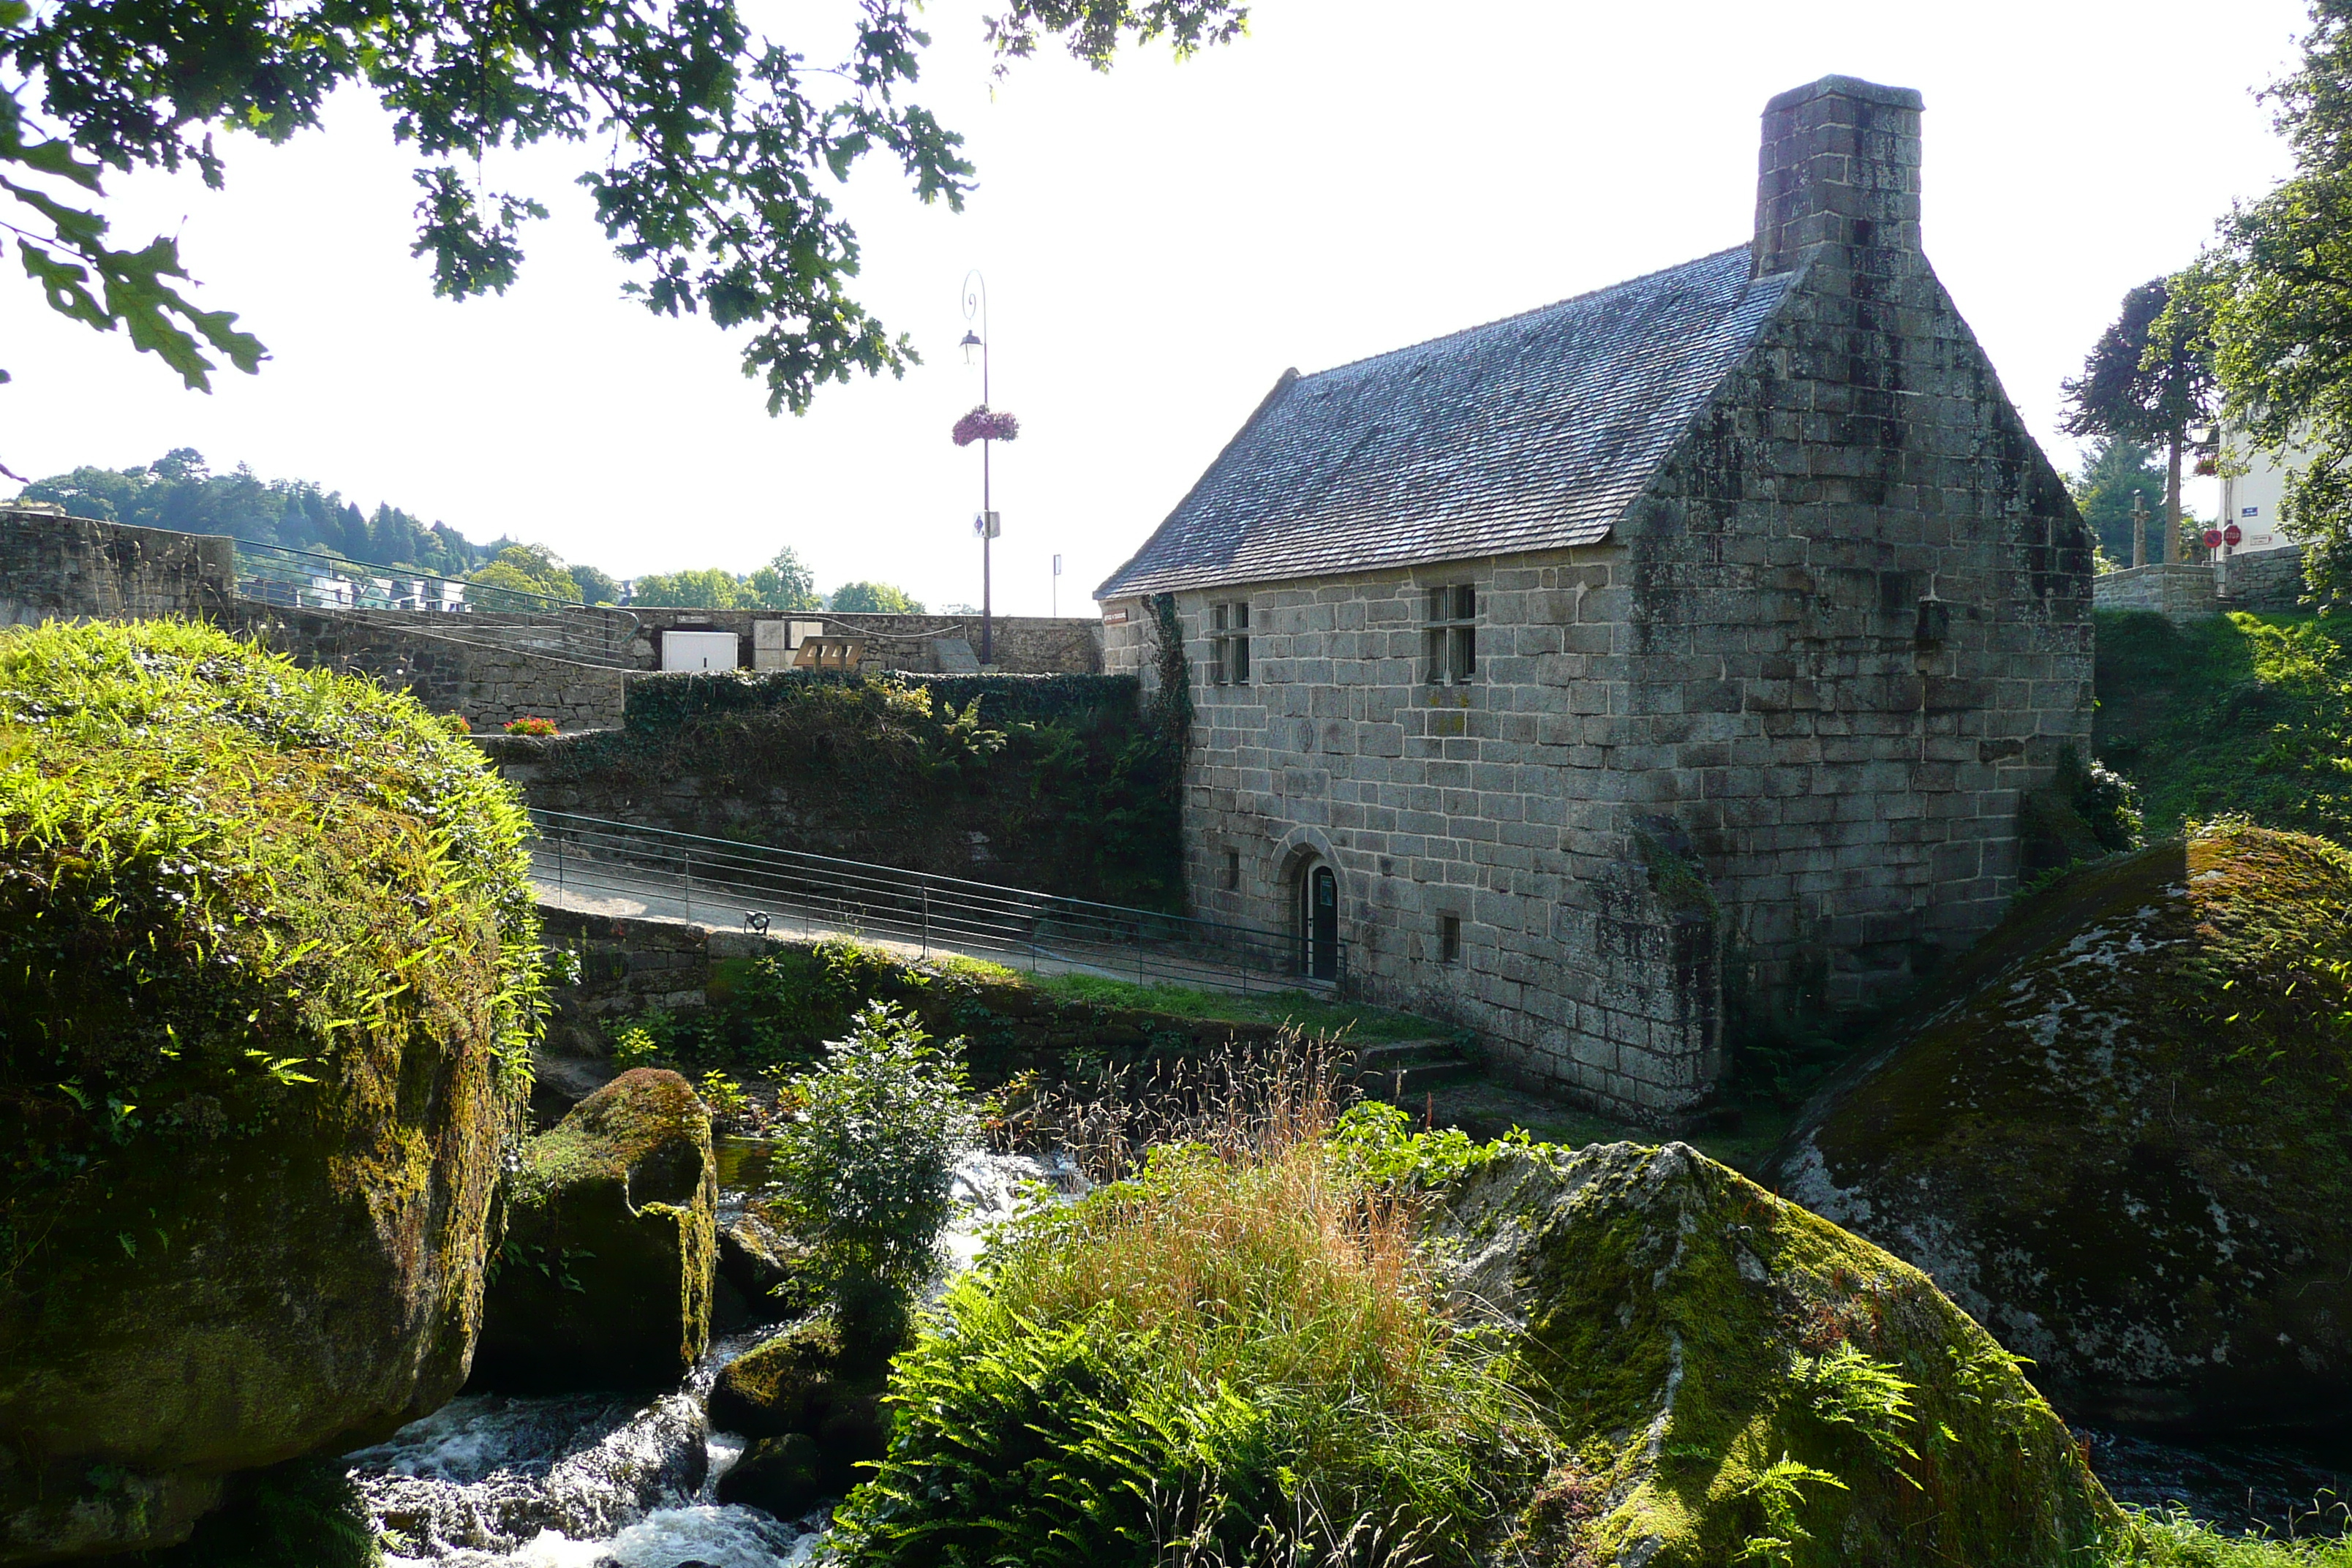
left=1763, top=75, right=1925, bottom=114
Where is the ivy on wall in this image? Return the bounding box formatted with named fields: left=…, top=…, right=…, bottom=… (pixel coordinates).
left=516, top=670, right=1186, bottom=909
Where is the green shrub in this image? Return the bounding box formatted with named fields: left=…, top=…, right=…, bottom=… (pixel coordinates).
left=764, top=1003, right=976, bottom=1356
left=825, top=1096, right=1537, bottom=1567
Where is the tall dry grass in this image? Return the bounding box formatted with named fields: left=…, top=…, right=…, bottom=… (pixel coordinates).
left=831, top=1042, right=1536, bottom=1568
left=991, top=1033, right=1364, bottom=1181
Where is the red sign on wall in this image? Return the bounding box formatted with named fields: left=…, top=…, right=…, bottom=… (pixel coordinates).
left=2224, top=524, right=2244, bottom=547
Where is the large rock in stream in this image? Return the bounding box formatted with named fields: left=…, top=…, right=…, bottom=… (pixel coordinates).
left=472, top=1068, right=718, bottom=1392
left=1439, top=1142, right=2120, bottom=1567
left=0, top=622, right=538, bottom=1564
left=1765, top=825, right=2352, bottom=1433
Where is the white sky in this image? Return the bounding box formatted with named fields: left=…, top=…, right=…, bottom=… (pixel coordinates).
left=1, top=0, right=2312, bottom=613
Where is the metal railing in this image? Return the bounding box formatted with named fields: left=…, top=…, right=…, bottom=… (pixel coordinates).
left=233, top=540, right=641, bottom=668
left=528, top=810, right=1345, bottom=996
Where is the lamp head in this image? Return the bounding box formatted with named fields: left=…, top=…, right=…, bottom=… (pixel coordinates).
left=959, top=329, right=982, bottom=366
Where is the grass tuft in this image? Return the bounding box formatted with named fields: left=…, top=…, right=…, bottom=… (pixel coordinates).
left=826, top=1050, right=1539, bottom=1567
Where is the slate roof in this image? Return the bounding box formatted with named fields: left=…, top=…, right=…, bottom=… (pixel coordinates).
left=1097, top=245, right=1793, bottom=600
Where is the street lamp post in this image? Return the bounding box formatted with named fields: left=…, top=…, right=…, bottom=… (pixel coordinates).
left=960, top=271, right=994, bottom=667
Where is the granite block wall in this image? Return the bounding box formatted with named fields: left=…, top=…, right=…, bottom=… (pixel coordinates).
left=2222, top=546, right=2309, bottom=613
left=0, top=505, right=235, bottom=626
left=2094, top=563, right=2223, bottom=621
left=231, top=603, right=630, bottom=731
left=1097, top=78, right=2095, bottom=1122
left=622, top=607, right=1102, bottom=674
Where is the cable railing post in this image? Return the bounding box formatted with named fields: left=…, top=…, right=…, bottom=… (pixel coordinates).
left=921, top=883, right=931, bottom=957
left=682, top=845, right=693, bottom=924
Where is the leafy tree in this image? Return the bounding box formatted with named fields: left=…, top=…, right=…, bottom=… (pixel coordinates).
left=2178, top=0, right=2352, bottom=598
left=569, top=563, right=622, bottom=608
left=745, top=546, right=820, bottom=611
left=0, top=0, right=1249, bottom=458
left=2069, top=440, right=2182, bottom=568
left=627, top=566, right=755, bottom=608
left=630, top=552, right=823, bottom=609
left=2061, top=279, right=2217, bottom=557
left=832, top=580, right=924, bottom=614
left=470, top=542, right=581, bottom=600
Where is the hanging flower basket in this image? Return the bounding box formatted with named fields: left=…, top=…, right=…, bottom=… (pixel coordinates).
left=2193, top=454, right=2219, bottom=477
left=952, top=405, right=1021, bottom=446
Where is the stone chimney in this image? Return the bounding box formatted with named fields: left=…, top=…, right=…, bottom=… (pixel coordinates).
left=1752, top=75, right=1924, bottom=279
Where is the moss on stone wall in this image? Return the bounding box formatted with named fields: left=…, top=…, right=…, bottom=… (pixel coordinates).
left=1771, top=823, right=2352, bottom=1431
left=488, top=668, right=1183, bottom=908
left=0, top=619, right=539, bottom=1558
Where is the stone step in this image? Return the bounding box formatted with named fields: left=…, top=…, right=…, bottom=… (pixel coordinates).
left=1349, top=1040, right=1480, bottom=1097
left=1352, top=1038, right=1471, bottom=1072
left=1354, top=1058, right=1480, bottom=1098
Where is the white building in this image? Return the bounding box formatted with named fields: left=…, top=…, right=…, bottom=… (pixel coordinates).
left=2217, top=431, right=2299, bottom=558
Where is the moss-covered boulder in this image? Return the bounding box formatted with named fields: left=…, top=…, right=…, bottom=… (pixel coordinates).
left=718, top=1433, right=833, bottom=1520
left=472, top=1068, right=717, bottom=1391
left=1765, top=825, right=2352, bottom=1433
left=0, top=622, right=539, bottom=1562
left=709, top=1318, right=845, bottom=1439
left=1438, top=1142, right=2120, bottom=1567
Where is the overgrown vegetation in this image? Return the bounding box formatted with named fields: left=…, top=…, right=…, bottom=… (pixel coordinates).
left=826, top=1053, right=1539, bottom=1568
left=0, top=620, right=541, bottom=1283
left=529, top=669, right=1185, bottom=908
left=2111, top=1510, right=2352, bottom=1567
left=1030, top=973, right=1449, bottom=1044
left=2096, top=608, right=2352, bottom=846
left=115, top=1458, right=380, bottom=1567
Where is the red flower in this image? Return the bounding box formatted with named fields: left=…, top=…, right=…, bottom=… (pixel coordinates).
left=951, top=405, right=1021, bottom=446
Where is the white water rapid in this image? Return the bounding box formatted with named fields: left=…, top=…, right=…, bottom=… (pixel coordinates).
left=344, top=1149, right=1082, bottom=1567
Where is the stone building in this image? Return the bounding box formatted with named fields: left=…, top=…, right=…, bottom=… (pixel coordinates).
left=1096, top=75, right=2095, bottom=1120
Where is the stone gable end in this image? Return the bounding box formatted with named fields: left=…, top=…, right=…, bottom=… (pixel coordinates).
left=1098, top=75, right=2093, bottom=1123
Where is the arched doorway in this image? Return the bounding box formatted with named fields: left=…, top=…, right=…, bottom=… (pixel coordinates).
left=1298, top=860, right=1340, bottom=981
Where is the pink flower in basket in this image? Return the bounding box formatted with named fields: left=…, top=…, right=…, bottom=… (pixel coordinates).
left=951, top=405, right=1021, bottom=446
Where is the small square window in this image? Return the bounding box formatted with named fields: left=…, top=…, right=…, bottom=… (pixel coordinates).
left=1223, top=849, right=1241, bottom=891
left=1423, top=584, right=1478, bottom=684
left=1439, top=914, right=1462, bottom=965
left=1207, top=600, right=1251, bottom=685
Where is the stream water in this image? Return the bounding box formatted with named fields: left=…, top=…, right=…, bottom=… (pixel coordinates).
left=344, top=1142, right=2351, bottom=1560
left=344, top=1147, right=1079, bottom=1568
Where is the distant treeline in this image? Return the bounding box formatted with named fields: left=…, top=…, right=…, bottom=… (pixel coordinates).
left=20, top=448, right=502, bottom=578
left=12, top=450, right=930, bottom=612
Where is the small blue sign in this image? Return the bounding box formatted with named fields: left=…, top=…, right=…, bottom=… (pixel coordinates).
left=2244, top=506, right=2261, bottom=516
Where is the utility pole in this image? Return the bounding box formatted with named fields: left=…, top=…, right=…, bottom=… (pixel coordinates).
left=960, top=271, right=995, bottom=667
left=2130, top=489, right=2149, bottom=569
left=1052, top=553, right=1062, bottom=618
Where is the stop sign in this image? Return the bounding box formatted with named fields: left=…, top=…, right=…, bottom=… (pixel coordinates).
left=2225, top=524, right=2244, bottom=546
left=2204, top=529, right=2225, bottom=550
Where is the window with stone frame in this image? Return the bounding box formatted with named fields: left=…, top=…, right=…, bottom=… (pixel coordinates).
left=1423, top=584, right=1477, bottom=684
left=1207, top=600, right=1251, bottom=685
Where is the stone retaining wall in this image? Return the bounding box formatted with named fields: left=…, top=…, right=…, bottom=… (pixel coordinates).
left=2095, top=548, right=2316, bottom=621
left=2220, top=546, right=2310, bottom=613
left=621, top=606, right=1101, bottom=674
left=536, top=904, right=1297, bottom=1070
left=2092, top=563, right=2223, bottom=621
left=0, top=505, right=235, bottom=626
left=231, top=602, right=629, bottom=731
